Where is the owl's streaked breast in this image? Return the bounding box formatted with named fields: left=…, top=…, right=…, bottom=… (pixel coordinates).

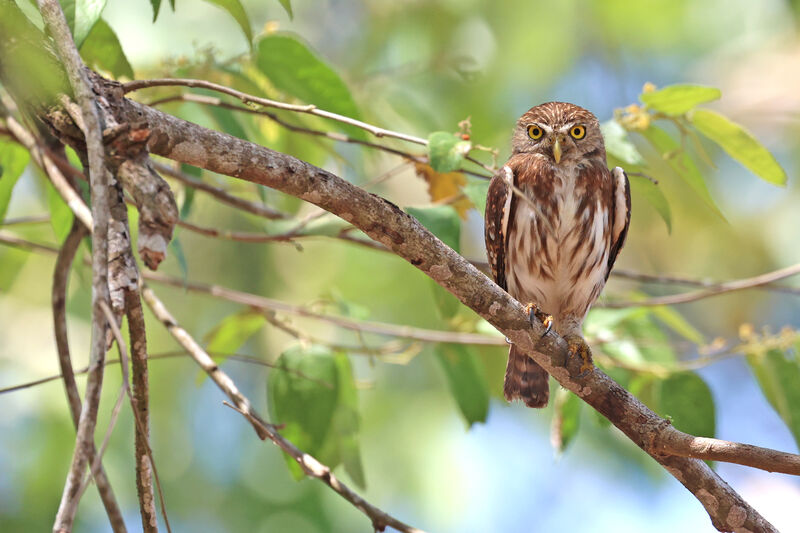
left=504, top=160, right=610, bottom=336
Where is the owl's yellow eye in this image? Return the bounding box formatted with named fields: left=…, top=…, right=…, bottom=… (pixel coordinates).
left=570, top=125, right=586, bottom=139
left=527, top=125, right=543, bottom=140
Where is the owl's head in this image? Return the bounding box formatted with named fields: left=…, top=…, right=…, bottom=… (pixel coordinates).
left=511, top=102, right=605, bottom=165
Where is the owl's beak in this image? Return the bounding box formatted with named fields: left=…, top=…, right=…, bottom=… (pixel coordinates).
left=552, top=138, right=562, bottom=164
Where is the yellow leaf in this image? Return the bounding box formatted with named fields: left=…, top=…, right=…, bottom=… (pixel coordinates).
left=414, top=163, right=472, bottom=219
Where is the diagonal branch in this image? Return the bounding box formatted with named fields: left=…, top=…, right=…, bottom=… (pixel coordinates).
left=111, top=88, right=781, bottom=532
left=140, top=285, right=424, bottom=533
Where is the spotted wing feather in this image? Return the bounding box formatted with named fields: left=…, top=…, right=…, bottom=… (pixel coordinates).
left=606, top=167, right=631, bottom=280
left=484, top=166, right=515, bottom=290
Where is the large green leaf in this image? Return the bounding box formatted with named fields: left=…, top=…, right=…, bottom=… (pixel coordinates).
left=463, top=177, right=490, bottom=214
left=79, top=18, right=133, bottom=79
left=639, top=125, right=723, bottom=219
left=427, top=131, right=471, bottom=173
left=276, top=0, right=293, bottom=19
left=0, top=140, right=30, bottom=223
left=407, top=205, right=462, bottom=318
left=747, top=347, right=800, bottom=449
left=268, top=347, right=363, bottom=483
left=640, top=84, right=721, bottom=116
left=60, top=0, right=107, bottom=47
left=201, top=0, right=252, bottom=47
left=405, top=205, right=460, bottom=252
left=551, top=388, right=582, bottom=454
left=627, top=173, right=671, bottom=233
left=658, top=372, right=715, bottom=437
left=601, top=120, right=645, bottom=165
left=256, top=34, right=364, bottom=140
left=689, top=109, right=787, bottom=186
left=204, top=311, right=266, bottom=355
left=435, top=344, right=489, bottom=426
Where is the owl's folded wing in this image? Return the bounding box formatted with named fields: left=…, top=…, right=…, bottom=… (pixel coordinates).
left=605, top=166, right=631, bottom=280
left=484, top=166, right=516, bottom=291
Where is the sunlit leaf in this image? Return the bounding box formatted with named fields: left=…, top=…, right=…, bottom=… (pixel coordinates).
left=640, top=84, right=721, bottom=116
left=689, top=109, right=787, bottom=186
left=60, top=0, right=107, bottom=47
left=551, top=388, right=582, bottom=454
left=0, top=140, right=30, bottom=223
left=599, top=308, right=676, bottom=365
left=427, top=131, right=471, bottom=173
left=463, top=178, right=490, bottom=214
left=79, top=18, right=134, bottom=79
left=277, top=0, right=293, bottom=19
left=201, top=0, right=253, bottom=47
left=204, top=311, right=266, bottom=355
left=601, top=120, right=645, bottom=165
left=256, top=34, right=364, bottom=140
left=46, top=181, right=74, bottom=244
left=627, top=174, right=671, bottom=233
left=747, top=348, right=800, bottom=449
left=413, top=163, right=471, bottom=218
left=658, top=372, right=715, bottom=437
left=435, top=344, right=489, bottom=426
left=330, top=353, right=365, bottom=488
left=639, top=125, right=723, bottom=219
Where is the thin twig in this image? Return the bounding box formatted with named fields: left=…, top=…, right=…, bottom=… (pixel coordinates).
left=153, top=161, right=289, bottom=220
left=52, top=220, right=127, bottom=532
left=123, top=78, right=429, bottom=146
left=0, top=214, right=51, bottom=226
left=140, top=285, right=425, bottom=533
left=604, top=262, right=800, bottom=308
left=38, top=2, right=113, bottom=531
left=612, top=268, right=800, bottom=296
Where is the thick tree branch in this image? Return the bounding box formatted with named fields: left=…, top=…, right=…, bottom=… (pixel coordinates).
left=140, top=285, right=424, bottom=533
left=108, top=87, right=780, bottom=532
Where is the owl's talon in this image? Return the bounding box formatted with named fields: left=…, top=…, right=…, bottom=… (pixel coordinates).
left=564, top=334, right=594, bottom=378
left=524, top=302, right=553, bottom=338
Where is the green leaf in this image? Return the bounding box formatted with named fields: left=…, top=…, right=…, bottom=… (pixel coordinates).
left=202, top=101, right=249, bottom=139
left=551, top=388, right=582, bottom=454
left=256, top=34, right=364, bottom=140
left=46, top=181, right=74, bottom=244
left=462, top=177, right=490, bottom=214
left=0, top=140, right=30, bottom=222
left=650, top=306, right=705, bottom=345
left=640, top=84, right=721, bottom=116
left=435, top=344, right=489, bottom=426
left=79, top=18, right=134, bottom=79
left=689, top=109, right=787, bottom=186
left=658, top=372, right=715, bottom=438
left=149, top=0, right=161, bottom=21
left=747, top=348, right=800, bottom=449
left=205, top=311, right=266, bottom=355
left=200, top=0, right=253, bottom=48
left=598, top=308, right=676, bottom=366
left=639, top=125, right=723, bottom=219
left=406, top=205, right=462, bottom=318
left=268, top=347, right=362, bottom=483
left=60, top=0, right=107, bottom=47
left=601, top=120, right=645, bottom=165
left=169, top=237, right=189, bottom=284
left=405, top=205, right=460, bottom=252
left=427, top=131, right=471, bottom=173
left=627, top=174, right=671, bottom=233
left=276, top=0, right=293, bottom=19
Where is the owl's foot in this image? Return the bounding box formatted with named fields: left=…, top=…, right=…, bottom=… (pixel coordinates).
left=524, top=302, right=553, bottom=338
left=563, top=334, right=594, bottom=378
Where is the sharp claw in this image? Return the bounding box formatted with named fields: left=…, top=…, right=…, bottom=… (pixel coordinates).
left=524, top=302, right=553, bottom=338
left=541, top=315, right=553, bottom=338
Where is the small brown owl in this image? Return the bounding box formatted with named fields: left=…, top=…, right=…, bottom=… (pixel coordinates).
left=485, top=102, right=631, bottom=408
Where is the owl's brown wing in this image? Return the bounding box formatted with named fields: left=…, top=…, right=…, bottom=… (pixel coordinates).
left=484, top=166, right=516, bottom=291
left=605, top=166, right=631, bottom=280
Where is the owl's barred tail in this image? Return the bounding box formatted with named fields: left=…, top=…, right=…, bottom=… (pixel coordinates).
left=503, top=345, right=549, bottom=408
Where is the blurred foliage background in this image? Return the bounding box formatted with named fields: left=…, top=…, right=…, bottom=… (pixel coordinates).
left=2, top=0, right=800, bottom=531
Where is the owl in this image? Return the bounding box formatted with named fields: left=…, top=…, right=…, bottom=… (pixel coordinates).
left=485, top=102, right=631, bottom=408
